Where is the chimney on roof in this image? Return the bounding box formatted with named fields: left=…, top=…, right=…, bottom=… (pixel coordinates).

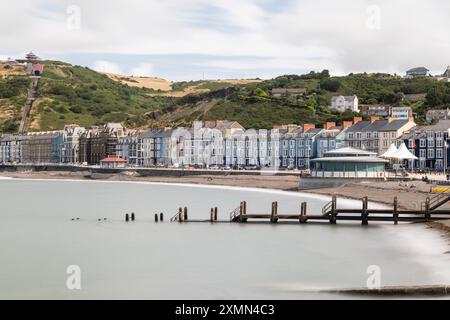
left=353, top=117, right=363, bottom=124
left=303, top=124, right=315, bottom=133
left=342, top=121, right=353, bottom=129
left=204, top=121, right=214, bottom=128
left=324, top=122, right=336, bottom=130
left=287, top=124, right=300, bottom=133
left=370, top=116, right=380, bottom=123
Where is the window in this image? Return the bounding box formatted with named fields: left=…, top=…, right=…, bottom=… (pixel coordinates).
left=356, top=133, right=362, bottom=139
left=436, top=149, right=443, bottom=158
left=408, top=139, right=414, bottom=148
left=428, top=149, right=435, bottom=159
left=330, top=141, right=335, bottom=148
left=348, top=133, right=354, bottom=139
left=420, top=139, right=426, bottom=147
left=437, top=139, right=443, bottom=148
left=436, top=160, right=444, bottom=168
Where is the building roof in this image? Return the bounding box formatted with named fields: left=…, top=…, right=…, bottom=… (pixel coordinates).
left=25, top=52, right=39, bottom=61
left=311, top=156, right=388, bottom=163
left=401, top=120, right=450, bottom=139
left=331, top=95, right=357, bottom=103
left=203, top=120, right=243, bottom=130
left=324, top=147, right=377, bottom=157
left=345, top=121, right=372, bottom=133
left=406, top=67, right=429, bottom=74
left=346, top=119, right=412, bottom=133
left=362, top=119, right=389, bottom=132
left=100, top=157, right=127, bottom=163
left=443, top=66, right=450, bottom=78
left=379, top=119, right=410, bottom=131
left=271, top=88, right=307, bottom=95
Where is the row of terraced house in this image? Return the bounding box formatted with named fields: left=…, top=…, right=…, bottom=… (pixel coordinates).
left=0, top=118, right=449, bottom=171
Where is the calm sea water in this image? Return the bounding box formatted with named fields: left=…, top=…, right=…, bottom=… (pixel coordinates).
left=0, top=178, right=449, bottom=299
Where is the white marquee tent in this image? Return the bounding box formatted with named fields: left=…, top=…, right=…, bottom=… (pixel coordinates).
left=389, top=143, right=418, bottom=160
left=380, top=143, right=398, bottom=159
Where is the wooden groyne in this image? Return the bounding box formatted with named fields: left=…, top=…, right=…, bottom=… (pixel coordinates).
left=322, top=285, right=449, bottom=296
left=169, top=191, right=450, bottom=225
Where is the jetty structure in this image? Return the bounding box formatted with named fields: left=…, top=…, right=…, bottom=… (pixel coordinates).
left=169, top=191, right=450, bottom=226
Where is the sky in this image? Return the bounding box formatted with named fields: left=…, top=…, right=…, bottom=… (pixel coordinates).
left=0, top=0, right=449, bottom=81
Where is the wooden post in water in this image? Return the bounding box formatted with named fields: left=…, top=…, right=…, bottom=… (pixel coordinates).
left=154, top=214, right=159, bottom=222
left=160, top=213, right=164, bottom=222
left=131, top=213, right=135, bottom=221
left=214, top=207, right=218, bottom=221
left=178, top=207, right=183, bottom=223
left=125, top=213, right=129, bottom=222
left=240, top=201, right=248, bottom=223
left=184, top=207, right=188, bottom=221
left=300, top=202, right=308, bottom=224
left=362, top=197, right=369, bottom=225
left=393, top=197, right=398, bottom=225
left=330, top=195, right=337, bottom=224
left=425, top=198, right=431, bottom=222
left=210, top=208, right=214, bottom=222
left=271, top=201, right=279, bottom=223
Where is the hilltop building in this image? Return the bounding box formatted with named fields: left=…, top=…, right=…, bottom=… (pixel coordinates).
left=426, top=109, right=450, bottom=122
left=390, top=107, right=413, bottom=120
left=25, top=52, right=40, bottom=61
left=360, top=104, right=392, bottom=118
left=436, top=66, right=450, bottom=82
left=270, top=88, right=307, bottom=97
left=405, top=67, right=430, bottom=78
left=330, top=95, right=359, bottom=112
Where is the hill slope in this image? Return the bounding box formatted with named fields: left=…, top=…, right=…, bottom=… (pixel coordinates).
left=0, top=63, right=449, bottom=132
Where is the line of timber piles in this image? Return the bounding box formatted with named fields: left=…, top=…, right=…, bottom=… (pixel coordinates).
left=170, top=191, right=450, bottom=225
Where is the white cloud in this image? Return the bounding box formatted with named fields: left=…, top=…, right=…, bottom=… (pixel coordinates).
left=130, top=63, right=154, bottom=77
left=1, top=0, right=449, bottom=77
left=93, top=60, right=122, bottom=74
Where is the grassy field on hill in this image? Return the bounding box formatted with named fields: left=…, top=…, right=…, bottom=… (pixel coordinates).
left=0, top=62, right=449, bottom=132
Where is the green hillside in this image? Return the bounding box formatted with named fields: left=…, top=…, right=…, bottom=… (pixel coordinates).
left=0, top=62, right=449, bottom=132
left=0, top=61, right=168, bottom=132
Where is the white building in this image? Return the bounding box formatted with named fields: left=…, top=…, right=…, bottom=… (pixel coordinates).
left=0, top=134, right=23, bottom=164
left=330, top=95, right=359, bottom=112
left=61, top=125, right=85, bottom=163
left=391, top=107, right=413, bottom=120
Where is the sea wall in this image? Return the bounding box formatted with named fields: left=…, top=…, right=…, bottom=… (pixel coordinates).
left=0, top=164, right=300, bottom=178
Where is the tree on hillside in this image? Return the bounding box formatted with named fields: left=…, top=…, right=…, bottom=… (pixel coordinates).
left=320, top=78, right=341, bottom=92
